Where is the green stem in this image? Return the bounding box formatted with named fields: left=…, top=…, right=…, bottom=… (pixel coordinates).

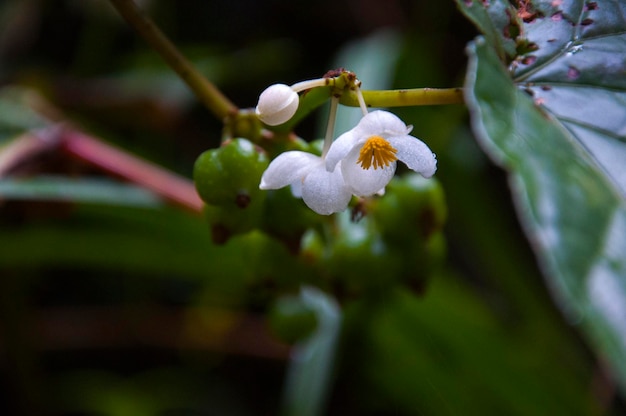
left=340, top=87, right=464, bottom=108
left=108, top=0, right=238, bottom=120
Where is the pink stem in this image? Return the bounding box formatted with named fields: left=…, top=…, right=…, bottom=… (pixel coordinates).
left=60, top=129, right=204, bottom=214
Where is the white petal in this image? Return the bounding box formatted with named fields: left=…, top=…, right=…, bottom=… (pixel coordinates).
left=324, top=129, right=359, bottom=172
left=388, top=135, right=437, bottom=178
left=353, top=110, right=411, bottom=138
left=301, top=164, right=352, bottom=215
left=341, top=146, right=396, bottom=196
left=259, top=151, right=321, bottom=190
left=290, top=180, right=303, bottom=198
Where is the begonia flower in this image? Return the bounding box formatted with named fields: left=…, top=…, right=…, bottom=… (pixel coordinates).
left=325, top=110, right=437, bottom=197
left=259, top=151, right=352, bottom=215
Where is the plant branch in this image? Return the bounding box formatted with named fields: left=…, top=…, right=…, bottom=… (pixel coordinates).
left=108, top=0, right=238, bottom=120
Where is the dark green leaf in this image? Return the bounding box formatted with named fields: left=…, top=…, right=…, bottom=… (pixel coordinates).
left=458, top=0, right=626, bottom=194
left=342, top=283, right=597, bottom=416
left=465, top=36, right=626, bottom=394
left=455, top=0, right=519, bottom=60
left=513, top=1, right=626, bottom=195
left=0, top=205, right=294, bottom=300
left=458, top=0, right=626, bottom=394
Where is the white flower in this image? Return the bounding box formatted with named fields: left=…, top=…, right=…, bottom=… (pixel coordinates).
left=255, top=84, right=299, bottom=126
left=325, top=110, right=437, bottom=196
left=259, top=151, right=352, bottom=215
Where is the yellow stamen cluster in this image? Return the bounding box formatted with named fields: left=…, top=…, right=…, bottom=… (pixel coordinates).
left=357, top=136, right=398, bottom=170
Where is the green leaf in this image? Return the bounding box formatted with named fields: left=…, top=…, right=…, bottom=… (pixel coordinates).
left=0, top=205, right=215, bottom=279
left=457, top=0, right=626, bottom=195
left=0, top=205, right=294, bottom=299
left=464, top=35, right=626, bottom=395
left=0, top=175, right=163, bottom=207
left=513, top=0, right=626, bottom=195
left=459, top=0, right=626, bottom=394
left=281, top=286, right=341, bottom=416
left=343, top=283, right=597, bottom=415
left=454, top=0, right=518, bottom=61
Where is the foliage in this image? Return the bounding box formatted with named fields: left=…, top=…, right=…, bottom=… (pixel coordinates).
left=458, top=0, right=626, bottom=395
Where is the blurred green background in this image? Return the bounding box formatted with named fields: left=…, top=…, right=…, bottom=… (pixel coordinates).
left=0, top=0, right=623, bottom=415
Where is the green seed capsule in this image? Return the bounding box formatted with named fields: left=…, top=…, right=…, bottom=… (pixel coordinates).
left=193, top=138, right=268, bottom=207
left=262, top=187, right=319, bottom=244
left=203, top=199, right=264, bottom=244
left=370, top=173, right=447, bottom=244
left=327, top=212, right=403, bottom=297
left=368, top=174, right=447, bottom=295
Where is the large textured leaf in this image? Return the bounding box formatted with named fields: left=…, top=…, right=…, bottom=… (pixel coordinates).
left=512, top=0, right=626, bottom=195
left=459, top=0, right=626, bottom=394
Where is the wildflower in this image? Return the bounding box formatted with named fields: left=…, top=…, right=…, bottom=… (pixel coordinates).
left=259, top=151, right=352, bottom=215
left=325, top=110, right=437, bottom=197
left=257, top=73, right=437, bottom=216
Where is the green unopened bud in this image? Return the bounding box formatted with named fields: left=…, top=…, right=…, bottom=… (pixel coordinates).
left=203, top=200, right=264, bottom=244
left=194, top=138, right=268, bottom=207
left=327, top=213, right=402, bottom=297
left=370, top=173, right=446, bottom=244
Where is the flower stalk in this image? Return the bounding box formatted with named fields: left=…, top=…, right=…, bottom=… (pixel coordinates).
left=341, top=87, right=464, bottom=108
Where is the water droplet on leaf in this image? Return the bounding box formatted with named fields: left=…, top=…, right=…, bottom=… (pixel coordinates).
left=566, top=42, right=583, bottom=56
left=567, top=66, right=581, bottom=79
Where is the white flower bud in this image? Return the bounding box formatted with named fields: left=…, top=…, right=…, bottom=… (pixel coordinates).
left=255, top=84, right=299, bottom=126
